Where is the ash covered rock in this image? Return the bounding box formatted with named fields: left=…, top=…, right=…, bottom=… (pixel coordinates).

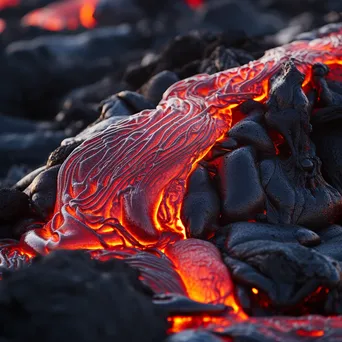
left=0, top=250, right=167, bottom=342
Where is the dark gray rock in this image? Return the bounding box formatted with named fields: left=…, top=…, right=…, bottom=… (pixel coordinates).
left=140, top=70, right=179, bottom=105
left=181, top=165, right=220, bottom=239
left=0, top=188, right=30, bottom=222
left=26, top=165, right=60, bottom=220
left=217, top=146, right=265, bottom=223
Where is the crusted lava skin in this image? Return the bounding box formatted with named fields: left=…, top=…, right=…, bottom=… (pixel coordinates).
left=20, top=28, right=342, bottom=254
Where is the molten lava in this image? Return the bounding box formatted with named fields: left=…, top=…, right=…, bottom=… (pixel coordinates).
left=21, top=0, right=98, bottom=31
left=186, top=0, right=204, bottom=9
left=1, top=25, right=342, bottom=339
left=21, top=26, right=342, bottom=255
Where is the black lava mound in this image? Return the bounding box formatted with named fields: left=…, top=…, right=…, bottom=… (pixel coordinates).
left=0, top=250, right=168, bottom=342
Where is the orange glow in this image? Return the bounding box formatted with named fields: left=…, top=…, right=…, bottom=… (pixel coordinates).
left=0, top=18, right=6, bottom=33
left=297, top=329, right=325, bottom=337
left=165, top=239, right=247, bottom=320
left=0, top=0, right=19, bottom=10
left=0, top=28, right=341, bottom=336
left=80, top=1, right=96, bottom=29
left=22, top=0, right=98, bottom=31
left=252, top=288, right=259, bottom=295
left=20, top=29, right=342, bottom=254
left=168, top=315, right=237, bottom=335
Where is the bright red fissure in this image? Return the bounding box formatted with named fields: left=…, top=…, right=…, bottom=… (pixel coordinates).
left=2, top=26, right=342, bottom=337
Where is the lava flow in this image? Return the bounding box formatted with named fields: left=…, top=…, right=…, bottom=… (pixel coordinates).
left=21, top=0, right=98, bottom=31
left=0, top=24, right=342, bottom=340
left=21, top=25, right=342, bottom=253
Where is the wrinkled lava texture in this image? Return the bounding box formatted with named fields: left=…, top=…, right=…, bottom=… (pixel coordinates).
left=2, top=24, right=342, bottom=341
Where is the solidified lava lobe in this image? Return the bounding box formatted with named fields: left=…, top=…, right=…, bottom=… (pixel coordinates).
left=21, top=30, right=342, bottom=255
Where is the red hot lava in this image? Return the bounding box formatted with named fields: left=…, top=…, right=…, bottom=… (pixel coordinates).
left=1, top=25, right=342, bottom=340
left=22, top=27, right=342, bottom=252
left=18, top=0, right=202, bottom=32
left=22, top=0, right=98, bottom=31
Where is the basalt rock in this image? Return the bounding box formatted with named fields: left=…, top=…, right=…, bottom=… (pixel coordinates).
left=227, top=118, right=276, bottom=158
left=0, top=250, right=168, bottom=342
left=0, top=130, right=66, bottom=177
left=216, top=146, right=265, bottom=224
left=260, top=154, right=342, bottom=229
left=54, top=100, right=99, bottom=134
left=224, top=222, right=341, bottom=310
left=181, top=165, right=220, bottom=239
left=140, top=70, right=180, bottom=105
left=25, top=165, right=60, bottom=221
left=47, top=141, right=83, bottom=168
left=99, top=91, right=154, bottom=120
left=13, top=166, right=46, bottom=191
left=198, top=0, right=284, bottom=37
left=199, top=46, right=253, bottom=74
left=259, top=62, right=342, bottom=228
left=0, top=188, right=31, bottom=223
left=3, top=26, right=148, bottom=119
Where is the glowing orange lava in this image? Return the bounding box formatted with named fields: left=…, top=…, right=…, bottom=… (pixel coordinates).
left=22, top=0, right=98, bottom=31
left=165, top=239, right=246, bottom=319
left=19, top=26, right=342, bottom=255
left=297, top=329, right=325, bottom=337
left=1, top=26, right=342, bottom=338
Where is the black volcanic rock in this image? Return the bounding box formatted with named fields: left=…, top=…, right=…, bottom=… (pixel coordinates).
left=0, top=188, right=30, bottom=222
left=0, top=250, right=167, bottom=342
left=140, top=70, right=179, bottom=105
left=224, top=222, right=340, bottom=310
left=197, top=0, right=284, bottom=36
left=2, top=26, right=148, bottom=119
left=26, top=165, right=60, bottom=220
